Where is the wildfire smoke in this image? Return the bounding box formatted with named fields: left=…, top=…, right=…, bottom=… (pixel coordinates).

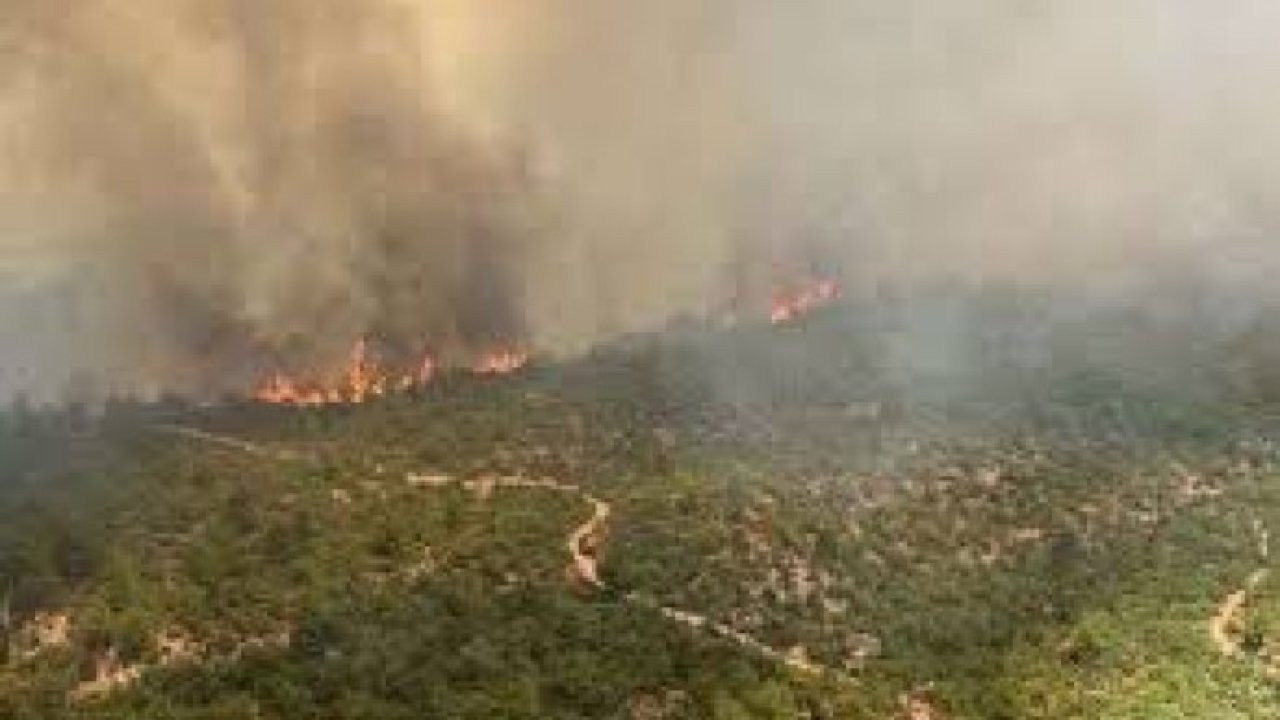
left=4, top=1, right=1280, bottom=402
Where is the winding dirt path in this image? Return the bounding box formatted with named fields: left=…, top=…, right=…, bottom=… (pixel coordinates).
left=409, top=473, right=609, bottom=588
left=1211, top=569, right=1270, bottom=658
left=159, top=425, right=837, bottom=680
left=158, top=425, right=310, bottom=462
left=625, top=593, right=826, bottom=676
left=569, top=497, right=611, bottom=588
left=409, top=469, right=840, bottom=677
left=1210, top=520, right=1271, bottom=659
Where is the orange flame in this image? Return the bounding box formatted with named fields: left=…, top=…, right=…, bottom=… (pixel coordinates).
left=770, top=278, right=841, bottom=325
left=253, top=339, right=531, bottom=406
left=473, top=348, right=530, bottom=375
left=346, top=338, right=378, bottom=404
left=254, top=339, right=440, bottom=407
left=252, top=275, right=838, bottom=407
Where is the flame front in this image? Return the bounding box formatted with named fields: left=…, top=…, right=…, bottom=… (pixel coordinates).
left=253, top=277, right=837, bottom=407
left=254, top=339, right=442, bottom=408
left=770, top=278, right=841, bottom=325
left=473, top=348, right=530, bottom=375
left=254, top=340, right=530, bottom=407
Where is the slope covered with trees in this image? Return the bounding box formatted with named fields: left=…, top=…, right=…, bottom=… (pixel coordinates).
left=3, top=288, right=1280, bottom=718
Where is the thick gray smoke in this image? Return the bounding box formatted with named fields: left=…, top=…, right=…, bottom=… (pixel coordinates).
left=2, top=1, right=1279, bottom=401
left=1, top=0, right=543, bottom=400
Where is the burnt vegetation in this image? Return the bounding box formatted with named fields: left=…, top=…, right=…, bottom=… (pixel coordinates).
left=3, top=287, right=1280, bottom=719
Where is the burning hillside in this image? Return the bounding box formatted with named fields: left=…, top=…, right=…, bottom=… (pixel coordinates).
left=248, top=276, right=840, bottom=408
left=7, top=0, right=1280, bottom=404
left=770, top=278, right=842, bottom=326
left=6, top=288, right=1280, bottom=718
left=8, top=1, right=1280, bottom=718
left=254, top=339, right=430, bottom=407
left=252, top=338, right=532, bottom=408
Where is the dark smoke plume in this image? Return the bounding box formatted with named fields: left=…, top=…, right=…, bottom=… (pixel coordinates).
left=0, top=0, right=545, bottom=400
left=2, top=1, right=1280, bottom=401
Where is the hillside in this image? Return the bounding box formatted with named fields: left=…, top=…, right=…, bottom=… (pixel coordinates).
left=3, top=291, right=1280, bottom=719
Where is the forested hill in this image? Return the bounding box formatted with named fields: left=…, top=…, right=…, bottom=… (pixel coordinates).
left=3, top=289, right=1280, bottom=719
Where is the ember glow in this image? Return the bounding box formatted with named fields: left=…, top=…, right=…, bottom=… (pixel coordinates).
left=769, top=279, right=842, bottom=325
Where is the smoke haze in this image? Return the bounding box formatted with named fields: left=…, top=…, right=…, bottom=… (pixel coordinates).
left=2, top=1, right=1279, bottom=401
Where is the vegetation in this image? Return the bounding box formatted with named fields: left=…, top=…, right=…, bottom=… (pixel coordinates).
left=3, top=287, right=1280, bottom=718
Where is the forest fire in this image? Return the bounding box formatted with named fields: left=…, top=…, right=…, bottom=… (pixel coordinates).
left=344, top=338, right=384, bottom=404
left=473, top=349, right=531, bottom=376
left=253, top=339, right=438, bottom=408
left=253, top=340, right=530, bottom=407
left=770, top=278, right=842, bottom=325
left=252, top=274, right=837, bottom=407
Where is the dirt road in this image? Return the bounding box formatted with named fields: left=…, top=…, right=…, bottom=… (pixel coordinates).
left=1210, top=520, right=1271, bottom=659
left=568, top=497, right=611, bottom=588
left=156, top=424, right=830, bottom=679
left=158, top=425, right=310, bottom=462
